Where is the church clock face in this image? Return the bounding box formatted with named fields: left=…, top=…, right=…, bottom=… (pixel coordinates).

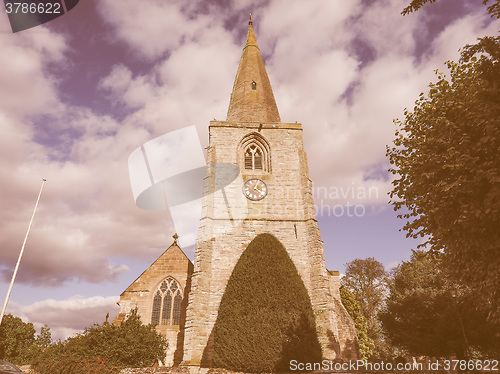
left=242, top=178, right=267, bottom=201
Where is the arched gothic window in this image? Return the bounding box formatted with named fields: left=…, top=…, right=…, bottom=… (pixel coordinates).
left=151, top=277, right=182, bottom=326
left=245, top=144, right=263, bottom=170
left=239, top=133, right=270, bottom=173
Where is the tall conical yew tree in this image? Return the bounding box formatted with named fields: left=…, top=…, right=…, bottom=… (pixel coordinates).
left=211, top=233, right=322, bottom=372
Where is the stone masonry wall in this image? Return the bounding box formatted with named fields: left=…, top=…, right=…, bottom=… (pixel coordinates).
left=328, top=271, right=359, bottom=359
left=182, top=121, right=358, bottom=365
left=113, top=243, right=193, bottom=366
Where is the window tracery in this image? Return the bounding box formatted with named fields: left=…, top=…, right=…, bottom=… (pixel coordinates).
left=239, top=133, right=270, bottom=173
left=245, top=144, right=263, bottom=170
left=151, top=277, right=182, bottom=326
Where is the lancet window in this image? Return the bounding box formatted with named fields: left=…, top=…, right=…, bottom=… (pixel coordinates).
left=239, top=133, right=270, bottom=173
left=151, top=277, right=182, bottom=326
left=245, top=144, right=264, bottom=170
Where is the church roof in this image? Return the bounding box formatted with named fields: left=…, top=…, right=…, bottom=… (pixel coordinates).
left=226, top=16, right=281, bottom=123
left=119, top=234, right=193, bottom=296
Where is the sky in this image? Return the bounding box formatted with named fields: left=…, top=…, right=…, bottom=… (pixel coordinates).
left=0, top=0, right=498, bottom=341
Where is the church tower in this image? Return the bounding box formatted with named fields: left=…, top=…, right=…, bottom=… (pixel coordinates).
left=182, top=18, right=358, bottom=366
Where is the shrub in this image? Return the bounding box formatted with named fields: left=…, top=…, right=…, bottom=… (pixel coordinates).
left=210, top=233, right=322, bottom=372
left=31, top=308, right=167, bottom=373
left=340, top=286, right=374, bottom=360
left=0, top=314, right=53, bottom=366
left=32, top=354, right=119, bottom=374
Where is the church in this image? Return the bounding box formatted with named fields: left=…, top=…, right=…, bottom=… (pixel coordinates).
left=113, top=18, right=358, bottom=367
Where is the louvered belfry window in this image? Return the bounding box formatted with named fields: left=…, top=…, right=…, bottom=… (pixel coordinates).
left=245, top=144, right=263, bottom=170
left=240, top=133, right=270, bottom=173
left=151, top=277, right=183, bottom=326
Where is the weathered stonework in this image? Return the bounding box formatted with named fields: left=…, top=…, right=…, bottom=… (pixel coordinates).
left=182, top=120, right=358, bottom=365
left=113, top=240, right=194, bottom=366
left=182, top=19, right=358, bottom=365
left=328, top=270, right=359, bottom=358
left=226, top=20, right=280, bottom=123
left=115, top=17, right=358, bottom=368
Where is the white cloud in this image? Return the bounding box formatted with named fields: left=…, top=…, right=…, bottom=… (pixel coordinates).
left=385, top=260, right=400, bottom=271
left=0, top=27, right=175, bottom=287
left=99, top=65, right=159, bottom=110
left=349, top=0, right=420, bottom=58
left=429, top=12, right=500, bottom=62
left=259, top=0, right=360, bottom=53
left=255, top=0, right=496, bottom=210
left=7, top=296, right=120, bottom=341
left=97, top=0, right=216, bottom=61
left=0, top=22, right=66, bottom=118
left=0, top=0, right=496, bottom=291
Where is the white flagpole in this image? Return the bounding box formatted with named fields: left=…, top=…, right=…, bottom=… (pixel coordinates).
left=0, top=179, right=46, bottom=327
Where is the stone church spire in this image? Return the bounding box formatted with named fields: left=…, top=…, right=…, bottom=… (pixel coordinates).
left=226, top=16, right=281, bottom=122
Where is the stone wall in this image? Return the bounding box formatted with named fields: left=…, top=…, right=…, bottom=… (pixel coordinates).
left=327, top=271, right=358, bottom=359
left=113, top=241, right=194, bottom=366
left=182, top=121, right=358, bottom=365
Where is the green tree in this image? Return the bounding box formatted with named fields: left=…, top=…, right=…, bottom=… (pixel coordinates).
left=387, top=36, right=500, bottom=321
left=32, top=308, right=167, bottom=373
left=75, top=308, right=166, bottom=367
left=402, top=0, right=500, bottom=18
left=0, top=314, right=37, bottom=365
left=381, top=250, right=500, bottom=358
left=340, top=286, right=374, bottom=360
left=341, top=257, right=388, bottom=357
left=211, top=233, right=322, bottom=372
left=34, top=325, right=52, bottom=353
